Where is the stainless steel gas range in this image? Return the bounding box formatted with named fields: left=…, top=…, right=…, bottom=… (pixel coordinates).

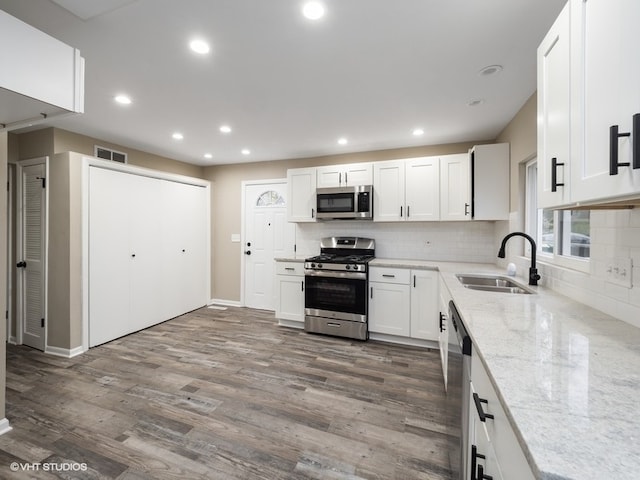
left=304, top=237, right=375, bottom=340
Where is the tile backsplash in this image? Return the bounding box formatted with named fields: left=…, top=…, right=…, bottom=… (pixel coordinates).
left=296, top=221, right=497, bottom=263
left=505, top=209, right=640, bottom=329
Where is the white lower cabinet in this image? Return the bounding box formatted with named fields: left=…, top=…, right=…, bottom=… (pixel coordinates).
left=275, top=261, right=305, bottom=326
left=469, top=349, right=534, bottom=480
left=438, top=275, right=451, bottom=385
left=368, top=267, right=438, bottom=342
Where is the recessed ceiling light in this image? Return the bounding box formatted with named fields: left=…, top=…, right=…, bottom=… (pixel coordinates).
left=189, top=39, right=210, bottom=54
left=478, top=64, right=503, bottom=76
left=412, top=128, right=424, bottom=136
left=337, top=137, right=348, bottom=145
left=204, top=153, right=213, bottom=159
left=302, top=1, right=325, bottom=20
left=219, top=125, right=232, bottom=134
left=114, top=94, right=131, bottom=105
left=467, top=99, right=485, bottom=107
left=241, top=148, right=251, bottom=155
left=172, top=132, right=184, bottom=140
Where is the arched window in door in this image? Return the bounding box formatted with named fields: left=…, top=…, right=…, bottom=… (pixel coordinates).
left=256, top=190, right=285, bottom=207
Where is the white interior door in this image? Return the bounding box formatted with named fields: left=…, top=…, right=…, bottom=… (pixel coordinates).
left=17, top=160, right=46, bottom=351
left=244, top=182, right=295, bottom=310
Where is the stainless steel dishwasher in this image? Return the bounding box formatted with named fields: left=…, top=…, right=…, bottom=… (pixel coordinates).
left=446, top=300, right=472, bottom=480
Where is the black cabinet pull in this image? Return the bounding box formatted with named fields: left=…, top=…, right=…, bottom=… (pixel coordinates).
left=464, top=203, right=470, bottom=216
left=551, top=157, right=565, bottom=192
left=382, top=274, right=395, bottom=278
left=634, top=113, right=640, bottom=169
left=610, top=124, right=631, bottom=175
left=400, top=206, right=403, bottom=217
left=473, top=392, right=494, bottom=422
left=370, top=286, right=373, bottom=299
left=439, top=312, right=445, bottom=332
left=311, top=208, right=315, bottom=218
left=413, top=275, right=416, bottom=287
left=407, top=205, right=410, bottom=218
left=301, top=281, right=304, bottom=292
left=471, top=445, right=485, bottom=480
left=477, top=464, right=493, bottom=480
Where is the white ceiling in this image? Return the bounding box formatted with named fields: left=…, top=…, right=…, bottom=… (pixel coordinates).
left=0, top=0, right=566, bottom=166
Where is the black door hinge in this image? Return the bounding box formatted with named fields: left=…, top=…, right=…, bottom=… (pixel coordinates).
left=41, top=318, right=45, bottom=328
left=36, top=176, right=46, bottom=188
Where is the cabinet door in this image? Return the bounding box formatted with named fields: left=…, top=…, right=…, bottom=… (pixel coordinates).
left=405, top=157, right=440, bottom=221
left=537, top=3, right=571, bottom=208
left=287, top=168, right=317, bottom=222
left=368, top=282, right=410, bottom=336
left=409, top=270, right=439, bottom=340
left=275, top=275, right=305, bottom=322
left=570, top=0, right=640, bottom=203
left=316, top=165, right=343, bottom=188
left=469, top=385, right=505, bottom=480
left=440, top=154, right=470, bottom=221
left=344, top=162, right=373, bottom=185
left=373, top=160, right=405, bottom=222
left=88, top=167, right=133, bottom=347
left=472, top=144, right=509, bottom=220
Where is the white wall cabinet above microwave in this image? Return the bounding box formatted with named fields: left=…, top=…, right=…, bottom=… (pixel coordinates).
left=316, top=162, right=373, bottom=188
left=538, top=0, right=640, bottom=208
left=0, top=10, right=84, bottom=131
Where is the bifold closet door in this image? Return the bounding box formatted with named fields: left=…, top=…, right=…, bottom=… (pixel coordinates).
left=160, top=180, right=208, bottom=318
left=89, top=167, right=134, bottom=347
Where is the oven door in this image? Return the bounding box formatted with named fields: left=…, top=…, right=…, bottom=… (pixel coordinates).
left=304, top=270, right=367, bottom=322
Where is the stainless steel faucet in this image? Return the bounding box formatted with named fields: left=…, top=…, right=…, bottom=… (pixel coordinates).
left=497, top=232, right=541, bottom=286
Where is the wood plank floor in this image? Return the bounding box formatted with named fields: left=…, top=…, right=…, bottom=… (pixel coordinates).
left=1, top=306, right=453, bottom=479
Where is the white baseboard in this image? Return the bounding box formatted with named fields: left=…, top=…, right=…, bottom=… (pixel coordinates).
left=368, top=333, right=437, bottom=350
left=0, top=418, right=12, bottom=436
left=7, top=336, right=17, bottom=345
left=278, top=319, right=304, bottom=329
left=45, top=345, right=85, bottom=358
left=209, top=298, right=242, bottom=307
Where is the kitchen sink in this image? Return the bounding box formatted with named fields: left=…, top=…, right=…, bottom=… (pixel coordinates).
left=456, top=274, right=534, bottom=294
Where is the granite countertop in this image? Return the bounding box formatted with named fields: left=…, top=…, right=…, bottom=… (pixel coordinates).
left=410, top=259, right=639, bottom=480
left=276, top=255, right=640, bottom=479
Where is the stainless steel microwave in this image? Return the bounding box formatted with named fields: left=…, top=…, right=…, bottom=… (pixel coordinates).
left=316, top=185, right=373, bottom=220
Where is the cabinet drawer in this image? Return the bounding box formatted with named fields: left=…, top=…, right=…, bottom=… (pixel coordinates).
left=471, top=353, right=535, bottom=480
left=369, top=267, right=410, bottom=284
left=275, top=261, right=304, bottom=276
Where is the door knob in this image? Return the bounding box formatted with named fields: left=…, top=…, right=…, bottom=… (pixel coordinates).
left=245, top=250, right=251, bottom=255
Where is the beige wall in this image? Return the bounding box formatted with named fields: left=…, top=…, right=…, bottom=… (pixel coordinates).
left=0, top=132, right=8, bottom=420
left=496, top=93, right=537, bottom=211
left=53, top=129, right=204, bottom=178
left=204, top=141, right=484, bottom=302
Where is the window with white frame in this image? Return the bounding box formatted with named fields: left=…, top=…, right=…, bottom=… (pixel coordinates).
left=525, top=159, right=590, bottom=269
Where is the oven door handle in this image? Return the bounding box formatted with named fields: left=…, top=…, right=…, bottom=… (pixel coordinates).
left=305, top=270, right=367, bottom=280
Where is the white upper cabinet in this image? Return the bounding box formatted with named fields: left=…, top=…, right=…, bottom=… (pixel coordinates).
left=440, top=153, right=471, bottom=221
left=405, top=157, right=440, bottom=221
left=373, top=160, right=406, bottom=221
left=316, top=162, right=373, bottom=188
left=0, top=10, right=84, bottom=130
left=569, top=0, right=640, bottom=203
left=374, top=157, right=440, bottom=222
left=537, top=2, right=571, bottom=208
left=470, top=144, right=510, bottom=220
left=539, top=0, right=640, bottom=206
left=287, top=167, right=317, bottom=222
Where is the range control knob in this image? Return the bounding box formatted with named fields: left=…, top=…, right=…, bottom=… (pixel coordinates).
left=317, top=263, right=323, bottom=269
left=310, top=263, right=316, bottom=268
left=345, top=264, right=351, bottom=270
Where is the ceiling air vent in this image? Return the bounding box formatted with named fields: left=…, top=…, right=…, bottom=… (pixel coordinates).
left=95, top=145, right=127, bottom=163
